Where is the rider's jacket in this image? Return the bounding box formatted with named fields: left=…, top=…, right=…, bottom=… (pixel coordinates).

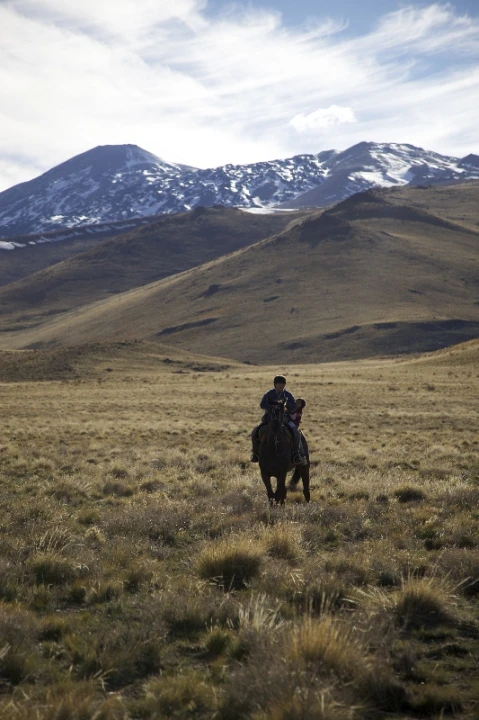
left=260, top=388, right=296, bottom=422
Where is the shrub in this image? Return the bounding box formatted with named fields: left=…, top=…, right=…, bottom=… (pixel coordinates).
left=288, top=615, right=364, bottom=680
left=26, top=553, right=76, bottom=586
left=161, top=584, right=232, bottom=638
left=286, top=581, right=352, bottom=617
left=394, top=578, right=453, bottom=630
left=1, top=680, right=128, bottom=719
left=64, top=626, right=162, bottom=689
left=356, top=667, right=407, bottom=712
left=436, top=549, right=479, bottom=596
left=0, top=606, right=40, bottom=686
left=136, top=672, right=216, bottom=718
left=205, top=626, right=235, bottom=657
left=102, top=480, right=134, bottom=497
left=261, top=523, right=302, bottom=563
left=197, top=538, right=263, bottom=589
left=77, top=508, right=100, bottom=526
left=123, top=563, right=153, bottom=593
left=393, top=486, right=426, bottom=503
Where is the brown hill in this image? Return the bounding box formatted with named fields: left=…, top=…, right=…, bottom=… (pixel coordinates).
left=399, top=337, right=479, bottom=368
left=0, top=206, right=299, bottom=333
left=0, top=183, right=477, bottom=362
left=0, top=217, right=154, bottom=288
left=0, top=340, right=239, bottom=383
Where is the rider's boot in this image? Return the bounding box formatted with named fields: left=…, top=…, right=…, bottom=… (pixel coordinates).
left=292, top=439, right=308, bottom=466
left=251, top=431, right=260, bottom=462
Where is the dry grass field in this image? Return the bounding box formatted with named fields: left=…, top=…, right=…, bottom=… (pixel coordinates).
left=0, top=339, right=478, bottom=719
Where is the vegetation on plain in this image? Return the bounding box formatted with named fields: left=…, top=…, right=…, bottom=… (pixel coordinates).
left=0, top=339, right=478, bottom=718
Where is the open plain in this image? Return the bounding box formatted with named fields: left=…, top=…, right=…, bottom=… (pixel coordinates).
left=1, top=339, right=478, bottom=719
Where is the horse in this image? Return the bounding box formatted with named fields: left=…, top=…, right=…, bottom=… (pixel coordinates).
left=258, top=400, right=310, bottom=505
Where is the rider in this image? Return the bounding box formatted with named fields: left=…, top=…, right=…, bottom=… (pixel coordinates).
left=289, top=397, right=306, bottom=428
left=251, top=375, right=307, bottom=465
left=289, top=398, right=309, bottom=462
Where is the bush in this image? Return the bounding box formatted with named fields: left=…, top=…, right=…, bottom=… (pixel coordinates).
left=26, top=553, right=76, bottom=586
left=393, top=486, right=426, bottom=503
left=197, top=538, right=263, bottom=589
left=135, top=672, right=216, bottom=718
left=288, top=615, right=363, bottom=680
left=394, top=578, right=453, bottom=630
left=261, top=523, right=302, bottom=563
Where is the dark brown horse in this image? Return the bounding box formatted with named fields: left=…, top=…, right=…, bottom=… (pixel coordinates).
left=258, top=400, right=310, bottom=505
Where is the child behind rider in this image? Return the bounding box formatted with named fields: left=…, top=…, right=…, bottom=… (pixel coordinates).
left=289, top=397, right=308, bottom=461
left=289, top=397, right=305, bottom=427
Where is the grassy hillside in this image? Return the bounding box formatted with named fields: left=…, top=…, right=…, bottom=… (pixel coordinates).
left=0, top=207, right=299, bottom=331
left=377, top=180, right=479, bottom=232
left=0, top=340, right=478, bottom=718
left=0, top=218, right=156, bottom=288
left=0, top=339, right=238, bottom=383
left=1, top=184, right=477, bottom=362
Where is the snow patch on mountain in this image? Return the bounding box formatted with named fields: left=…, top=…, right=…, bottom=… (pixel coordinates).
left=0, top=142, right=478, bottom=239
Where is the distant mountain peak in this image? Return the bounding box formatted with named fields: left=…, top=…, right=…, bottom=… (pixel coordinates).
left=459, top=154, right=479, bottom=169
left=41, top=143, right=183, bottom=179
left=0, top=141, right=478, bottom=237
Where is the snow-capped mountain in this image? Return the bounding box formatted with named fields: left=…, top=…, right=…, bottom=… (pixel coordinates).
left=0, top=142, right=478, bottom=237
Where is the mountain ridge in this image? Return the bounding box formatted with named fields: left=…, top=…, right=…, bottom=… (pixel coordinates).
left=1, top=141, right=478, bottom=237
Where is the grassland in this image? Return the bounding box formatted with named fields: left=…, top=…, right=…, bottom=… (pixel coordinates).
left=0, top=340, right=478, bottom=719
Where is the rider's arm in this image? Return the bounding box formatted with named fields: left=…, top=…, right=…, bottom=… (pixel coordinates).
left=285, top=391, right=296, bottom=413
left=260, top=391, right=273, bottom=410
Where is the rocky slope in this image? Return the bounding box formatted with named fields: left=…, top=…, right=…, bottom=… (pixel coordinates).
left=1, top=142, right=478, bottom=237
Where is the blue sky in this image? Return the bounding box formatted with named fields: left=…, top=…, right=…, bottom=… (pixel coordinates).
left=0, top=0, right=478, bottom=191
left=206, top=0, right=479, bottom=33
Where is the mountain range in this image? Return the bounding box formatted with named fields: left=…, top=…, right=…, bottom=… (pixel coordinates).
left=1, top=142, right=479, bottom=237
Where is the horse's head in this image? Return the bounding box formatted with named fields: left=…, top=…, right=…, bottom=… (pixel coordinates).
left=270, top=399, right=286, bottom=433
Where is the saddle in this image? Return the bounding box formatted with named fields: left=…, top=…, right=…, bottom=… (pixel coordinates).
left=258, top=422, right=294, bottom=446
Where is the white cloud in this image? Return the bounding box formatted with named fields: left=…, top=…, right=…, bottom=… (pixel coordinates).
left=11, top=0, right=207, bottom=38
left=369, top=4, right=479, bottom=55
left=0, top=1, right=478, bottom=190
left=290, top=106, right=356, bottom=133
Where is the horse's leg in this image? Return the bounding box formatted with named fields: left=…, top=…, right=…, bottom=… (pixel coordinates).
left=301, top=464, right=310, bottom=503
left=261, top=470, right=276, bottom=505
left=289, top=467, right=301, bottom=488
left=276, top=474, right=287, bottom=505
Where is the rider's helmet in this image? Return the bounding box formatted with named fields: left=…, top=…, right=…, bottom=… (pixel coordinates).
left=273, top=375, right=286, bottom=386
left=296, top=397, right=306, bottom=409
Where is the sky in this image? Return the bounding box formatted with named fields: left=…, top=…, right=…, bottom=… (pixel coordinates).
left=0, top=0, right=478, bottom=191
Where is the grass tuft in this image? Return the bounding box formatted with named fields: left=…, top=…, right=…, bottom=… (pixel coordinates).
left=394, top=577, right=454, bottom=630
left=135, top=672, right=216, bottom=718
left=261, top=523, right=303, bottom=563
left=288, top=615, right=364, bottom=679
left=26, top=553, right=77, bottom=586
left=393, top=485, right=427, bottom=503
left=197, top=537, right=263, bottom=589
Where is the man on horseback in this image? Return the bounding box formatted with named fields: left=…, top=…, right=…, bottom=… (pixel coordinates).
left=251, top=375, right=307, bottom=465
